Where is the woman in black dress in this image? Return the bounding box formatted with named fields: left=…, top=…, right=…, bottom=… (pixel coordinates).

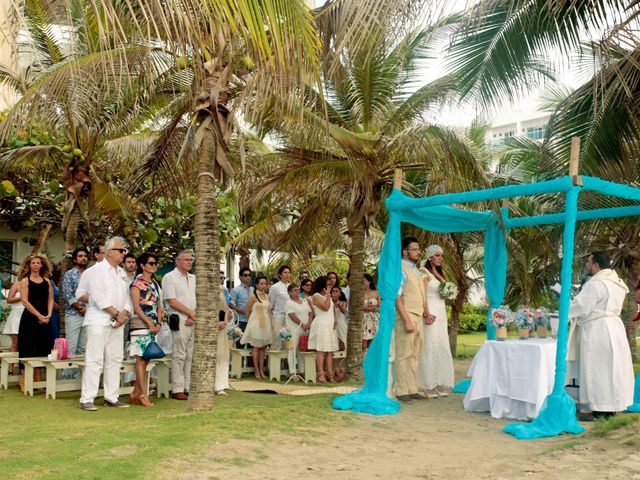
left=17, top=254, right=54, bottom=390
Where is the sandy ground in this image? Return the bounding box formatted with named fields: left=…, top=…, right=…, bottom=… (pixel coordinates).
left=167, top=359, right=640, bottom=480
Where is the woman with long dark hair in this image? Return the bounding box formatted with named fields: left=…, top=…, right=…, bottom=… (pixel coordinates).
left=362, top=273, right=380, bottom=353
left=309, top=276, right=338, bottom=383
left=241, top=275, right=273, bottom=379
left=129, top=252, right=164, bottom=407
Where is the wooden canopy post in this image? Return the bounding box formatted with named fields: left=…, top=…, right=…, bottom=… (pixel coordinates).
left=393, top=168, right=403, bottom=191
left=569, top=137, right=583, bottom=186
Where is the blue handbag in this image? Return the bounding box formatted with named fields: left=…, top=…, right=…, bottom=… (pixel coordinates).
left=142, top=341, right=165, bottom=360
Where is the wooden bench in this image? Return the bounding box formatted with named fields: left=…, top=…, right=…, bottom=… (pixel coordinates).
left=20, top=357, right=48, bottom=396
left=0, top=351, right=19, bottom=389
left=301, top=350, right=347, bottom=383
left=76, top=359, right=154, bottom=398
left=43, top=358, right=84, bottom=399
left=230, top=348, right=254, bottom=379
left=153, top=356, right=172, bottom=398
left=266, top=349, right=289, bottom=381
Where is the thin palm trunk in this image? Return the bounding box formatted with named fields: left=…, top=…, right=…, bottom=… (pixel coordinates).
left=345, top=219, right=366, bottom=379
left=59, top=204, right=81, bottom=337
left=188, top=127, right=221, bottom=412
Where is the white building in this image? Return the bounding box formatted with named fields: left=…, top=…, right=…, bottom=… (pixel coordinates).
left=485, top=106, right=551, bottom=148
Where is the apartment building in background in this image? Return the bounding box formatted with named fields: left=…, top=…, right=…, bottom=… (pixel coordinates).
left=486, top=105, right=551, bottom=148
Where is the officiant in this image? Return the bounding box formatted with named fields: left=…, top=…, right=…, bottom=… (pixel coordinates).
left=567, top=251, right=634, bottom=420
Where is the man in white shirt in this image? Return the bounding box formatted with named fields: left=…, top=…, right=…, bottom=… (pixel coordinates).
left=77, top=237, right=132, bottom=410
left=162, top=250, right=196, bottom=400
left=269, top=265, right=291, bottom=349
left=568, top=251, right=634, bottom=420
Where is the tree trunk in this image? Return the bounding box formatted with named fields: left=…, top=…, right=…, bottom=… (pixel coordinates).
left=31, top=224, right=52, bottom=254
left=345, top=219, right=366, bottom=379
left=59, top=204, right=81, bottom=337
left=447, top=235, right=469, bottom=357
left=625, top=272, right=638, bottom=362
left=188, top=128, right=221, bottom=412
left=237, top=245, right=250, bottom=270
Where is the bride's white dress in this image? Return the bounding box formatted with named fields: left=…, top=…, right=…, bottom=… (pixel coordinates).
left=417, top=273, right=454, bottom=390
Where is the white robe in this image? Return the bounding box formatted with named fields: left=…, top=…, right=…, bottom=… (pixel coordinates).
left=567, top=269, right=634, bottom=412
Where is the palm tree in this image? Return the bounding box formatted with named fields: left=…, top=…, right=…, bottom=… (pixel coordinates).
left=252, top=19, right=489, bottom=378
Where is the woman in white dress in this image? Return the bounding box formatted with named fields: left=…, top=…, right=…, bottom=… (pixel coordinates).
left=309, top=276, right=338, bottom=383
left=285, top=284, right=313, bottom=376
left=3, top=280, right=24, bottom=373
left=362, top=274, right=380, bottom=354
left=417, top=245, right=454, bottom=398
left=241, top=275, right=273, bottom=379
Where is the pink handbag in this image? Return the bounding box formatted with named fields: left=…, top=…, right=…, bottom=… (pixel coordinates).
left=53, top=338, right=69, bottom=360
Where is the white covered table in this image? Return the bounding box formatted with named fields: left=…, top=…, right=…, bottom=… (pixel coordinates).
left=463, top=338, right=557, bottom=420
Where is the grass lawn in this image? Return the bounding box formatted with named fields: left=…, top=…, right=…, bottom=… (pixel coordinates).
left=0, top=387, right=355, bottom=479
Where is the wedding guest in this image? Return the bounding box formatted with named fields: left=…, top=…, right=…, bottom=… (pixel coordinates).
left=269, top=265, right=291, bottom=349
left=326, top=271, right=340, bottom=291
left=230, top=267, right=254, bottom=347
left=285, top=284, right=312, bottom=376
left=215, top=289, right=231, bottom=395
left=50, top=267, right=61, bottom=341
left=362, top=274, right=381, bottom=354
left=2, top=280, right=24, bottom=361
left=61, top=247, right=89, bottom=364
left=417, top=245, right=454, bottom=398
left=309, top=276, right=338, bottom=383
left=17, top=254, right=54, bottom=391
left=129, top=253, right=164, bottom=407
left=331, top=285, right=348, bottom=380
left=300, top=278, right=313, bottom=299
left=241, top=275, right=273, bottom=379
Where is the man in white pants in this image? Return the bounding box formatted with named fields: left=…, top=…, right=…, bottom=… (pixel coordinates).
left=568, top=251, right=635, bottom=420
left=162, top=250, right=196, bottom=400
left=269, top=265, right=291, bottom=350
left=77, top=237, right=132, bottom=410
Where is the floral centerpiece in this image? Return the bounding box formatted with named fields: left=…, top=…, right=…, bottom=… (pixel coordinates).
left=226, top=323, right=244, bottom=349
left=439, top=281, right=458, bottom=301
left=514, top=308, right=535, bottom=339
left=533, top=307, right=550, bottom=338
left=489, top=306, right=513, bottom=340
left=279, top=327, right=293, bottom=349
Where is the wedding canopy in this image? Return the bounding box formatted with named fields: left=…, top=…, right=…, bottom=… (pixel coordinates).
left=333, top=164, right=640, bottom=440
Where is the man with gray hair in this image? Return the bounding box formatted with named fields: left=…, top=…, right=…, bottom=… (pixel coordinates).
left=162, top=249, right=196, bottom=400
left=76, top=237, right=132, bottom=410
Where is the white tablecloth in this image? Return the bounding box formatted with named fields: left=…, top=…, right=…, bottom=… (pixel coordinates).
left=463, top=338, right=557, bottom=420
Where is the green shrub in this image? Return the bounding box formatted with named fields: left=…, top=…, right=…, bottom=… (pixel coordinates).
left=449, top=304, right=488, bottom=332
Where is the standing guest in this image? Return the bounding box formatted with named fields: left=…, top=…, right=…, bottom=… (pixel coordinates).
left=50, top=267, right=61, bottom=341
left=241, top=275, right=273, bottom=379
left=215, top=289, right=231, bottom=395
left=230, top=267, right=254, bottom=346
left=309, top=276, right=338, bottom=383
left=285, top=284, right=313, bottom=376
left=129, top=252, right=164, bottom=407
left=362, top=273, right=381, bottom=354
left=300, top=278, right=313, bottom=300
left=17, top=254, right=54, bottom=390
left=2, top=280, right=25, bottom=360
left=299, top=271, right=310, bottom=282
left=269, top=265, right=292, bottom=349
left=91, top=242, right=105, bottom=265
left=331, top=285, right=348, bottom=380
left=417, top=245, right=454, bottom=398
left=220, top=271, right=231, bottom=305
left=162, top=250, right=196, bottom=401
left=62, top=247, right=89, bottom=363
left=568, top=251, right=634, bottom=420
left=343, top=272, right=351, bottom=303
left=123, top=253, right=137, bottom=282
left=394, top=237, right=432, bottom=404
left=77, top=237, right=132, bottom=410
left=326, top=271, right=340, bottom=292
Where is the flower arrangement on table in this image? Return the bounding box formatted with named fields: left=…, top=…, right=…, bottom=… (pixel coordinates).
left=533, top=307, right=550, bottom=337
left=489, top=306, right=513, bottom=340
left=279, top=327, right=293, bottom=349
left=439, top=281, right=458, bottom=301
left=514, top=308, right=535, bottom=339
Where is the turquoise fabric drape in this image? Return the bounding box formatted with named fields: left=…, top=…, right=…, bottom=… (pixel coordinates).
left=333, top=175, right=638, bottom=439
left=627, top=372, right=640, bottom=413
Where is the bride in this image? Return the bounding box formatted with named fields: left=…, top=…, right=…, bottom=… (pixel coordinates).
left=417, top=244, right=454, bottom=398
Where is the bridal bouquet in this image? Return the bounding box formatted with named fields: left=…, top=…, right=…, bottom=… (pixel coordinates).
left=279, top=326, right=292, bottom=341
left=489, top=306, right=513, bottom=328
left=226, top=324, right=244, bottom=341
left=439, top=281, right=458, bottom=301
left=514, top=308, right=535, bottom=328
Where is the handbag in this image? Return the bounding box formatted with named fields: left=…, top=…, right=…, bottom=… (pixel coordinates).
left=53, top=338, right=69, bottom=360
left=298, top=333, right=314, bottom=352
left=169, top=313, right=180, bottom=331
left=155, top=323, right=173, bottom=355
left=142, top=341, right=166, bottom=360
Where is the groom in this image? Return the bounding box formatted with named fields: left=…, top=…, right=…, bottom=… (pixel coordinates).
left=394, top=237, right=432, bottom=403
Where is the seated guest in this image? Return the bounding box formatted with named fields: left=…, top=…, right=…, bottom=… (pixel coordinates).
left=129, top=252, right=164, bottom=407
left=309, top=276, right=338, bottom=383
left=240, top=275, right=273, bottom=379
left=285, top=284, right=313, bottom=377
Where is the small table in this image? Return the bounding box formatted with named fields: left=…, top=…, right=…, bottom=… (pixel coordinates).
left=266, top=350, right=289, bottom=381
left=0, top=351, right=19, bottom=389
left=463, top=338, right=557, bottom=420
left=229, top=348, right=254, bottom=379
